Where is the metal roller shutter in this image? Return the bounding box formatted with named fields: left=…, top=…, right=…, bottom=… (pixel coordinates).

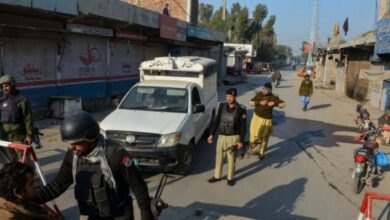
left=58, top=34, right=108, bottom=99
left=60, top=35, right=107, bottom=79
left=110, top=41, right=142, bottom=76
left=145, top=43, right=168, bottom=60
left=2, top=38, right=56, bottom=83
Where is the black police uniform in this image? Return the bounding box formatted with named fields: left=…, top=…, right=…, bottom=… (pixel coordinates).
left=35, top=139, right=153, bottom=220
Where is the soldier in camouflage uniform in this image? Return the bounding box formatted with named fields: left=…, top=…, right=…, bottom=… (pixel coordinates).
left=0, top=75, right=34, bottom=162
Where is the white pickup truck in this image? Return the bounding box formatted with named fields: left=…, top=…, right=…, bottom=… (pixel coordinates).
left=100, top=56, right=218, bottom=174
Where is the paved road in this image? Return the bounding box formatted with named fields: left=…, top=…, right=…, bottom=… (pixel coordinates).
left=35, top=69, right=390, bottom=219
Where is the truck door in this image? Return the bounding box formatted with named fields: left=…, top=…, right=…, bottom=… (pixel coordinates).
left=192, top=86, right=204, bottom=141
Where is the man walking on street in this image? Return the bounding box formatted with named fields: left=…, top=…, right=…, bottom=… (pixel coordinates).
left=207, top=88, right=247, bottom=186
left=34, top=111, right=153, bottom=220
left=299, top=75, right=314, bottom=111
left=249, top=82, right=285, bottom=160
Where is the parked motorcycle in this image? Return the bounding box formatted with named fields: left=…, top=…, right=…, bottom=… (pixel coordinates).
left=352, top=128, right=382, bottom=194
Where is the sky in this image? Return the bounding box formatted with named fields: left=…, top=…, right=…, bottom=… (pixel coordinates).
left=199, top=0, right=376, bottom=55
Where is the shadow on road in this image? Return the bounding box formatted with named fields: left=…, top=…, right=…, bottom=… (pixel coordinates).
left=308, top=104, right=332, bottom=111
left=228, top=114, right=359, bottom=183
left=161, top=178, right=317, bottom=220
left=275, top=85, right=294, bottom=89
left=272, top=116, right=358, bottom=148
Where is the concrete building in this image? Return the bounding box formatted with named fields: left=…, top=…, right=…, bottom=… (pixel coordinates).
left=224, top=43, right=254, bottom=76
left=0, top=0, right=223, bottom=117
left=124, top=0, right=198, bottom=24
left=322, top=37, right=344, bottom=86
left=339, top=31, right=376, bottom=102
left=373, top=0, right=390, bottom=111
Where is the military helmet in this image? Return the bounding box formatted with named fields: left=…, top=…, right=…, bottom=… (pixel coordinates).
left=60, top=111, right=100, bottom=143
left=0, top=75, right=16, bottom=86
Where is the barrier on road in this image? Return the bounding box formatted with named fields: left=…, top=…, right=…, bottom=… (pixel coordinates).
left=0, top=140, right=63, bottom=219
left=357, top=192, right=390, bottom=220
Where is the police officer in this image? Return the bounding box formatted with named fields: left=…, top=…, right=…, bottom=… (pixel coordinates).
left=249, top=82, right=285, bottom=160
left=207, top=88, right=247, bottom=186
left=34, top=111, right=153, bottom=220
left=0, top=75, right=34, bottom=145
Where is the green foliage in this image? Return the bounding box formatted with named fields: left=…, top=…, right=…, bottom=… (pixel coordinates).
left=199, top=3, right=214, bottom=27
left=198, top=2, right=282, bottom=61
left=275, top=45, right=293, bottom=60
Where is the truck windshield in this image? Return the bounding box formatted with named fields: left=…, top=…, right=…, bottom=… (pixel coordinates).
left=120, top=86, right=188, bottom=113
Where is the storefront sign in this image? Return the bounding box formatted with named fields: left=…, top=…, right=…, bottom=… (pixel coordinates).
left=160, top=15, right=177, bottom=40
left=116, top=31, right=147, bottom=41
left=67, top=23, right=113, bottom=37
left=177, top=20, right=187, bottom=42
left=134, top=7, right=159, bottom=29
left=187, top=26, right=224, bottom=42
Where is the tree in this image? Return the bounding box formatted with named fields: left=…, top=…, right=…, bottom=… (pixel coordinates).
left=227, top=2, right=242, bottom=42
left=198, top=3, right=214, bottom=27
left=234, top=7, right=249, bottom=43
left=253, top=4, right=268, bottom=25
left=209, top=7, right=225, bottom=32
left=264, top=15, right=276, bottom=30
left=246, top=4, right=268, bottom=42
left=275, top=45, right=293, bottom=61
left=198, top=2, right=281, bottom=61
left=256, top=14, right=277, bottom=61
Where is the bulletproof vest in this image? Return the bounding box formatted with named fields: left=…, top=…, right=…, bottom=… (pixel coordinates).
left=74, top=150, right=131, bottom=218
left=219, top=103, right=239, bottom=135
left=0, top=95, right=21, bottom=123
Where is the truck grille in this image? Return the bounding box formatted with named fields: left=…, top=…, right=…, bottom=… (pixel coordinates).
left=106, top=131, right=160, bottom=148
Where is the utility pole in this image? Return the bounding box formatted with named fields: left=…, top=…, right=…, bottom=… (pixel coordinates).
left=222, top=0, right=226, bottom=21
left=307, top=0, right=319, bottom=67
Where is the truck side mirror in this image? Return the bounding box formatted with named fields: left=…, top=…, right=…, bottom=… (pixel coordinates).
left=193, top=104, right=205, bottom=113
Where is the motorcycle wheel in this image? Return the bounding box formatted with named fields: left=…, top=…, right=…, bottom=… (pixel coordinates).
left=352, top=166, right=366, bottom=194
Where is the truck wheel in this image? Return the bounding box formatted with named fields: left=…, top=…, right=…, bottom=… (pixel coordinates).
left=176, top=143, right=195, bottom=175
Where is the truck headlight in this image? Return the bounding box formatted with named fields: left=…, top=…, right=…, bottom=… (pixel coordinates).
left=158, top=132, right=181, bottom=147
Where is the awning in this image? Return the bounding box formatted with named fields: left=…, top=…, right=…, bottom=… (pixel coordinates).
left=359, top=69, right=390, bottom=81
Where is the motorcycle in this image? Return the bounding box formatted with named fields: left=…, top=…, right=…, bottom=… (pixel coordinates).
left=354, top=104, right=375, bottom=132
left=352, top=128, right=382, bottom=194
left=357, top=119, right=376, bottom=132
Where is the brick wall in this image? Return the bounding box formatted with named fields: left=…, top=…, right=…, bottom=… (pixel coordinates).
left=122, top=0, right=198, bottom=23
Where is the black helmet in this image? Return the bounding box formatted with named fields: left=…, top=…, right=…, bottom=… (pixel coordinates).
left=60, top=111, right=100, bottom=143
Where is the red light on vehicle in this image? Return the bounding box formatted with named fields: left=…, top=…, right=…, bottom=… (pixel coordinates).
left=355, top=155, right=366, bottom=163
